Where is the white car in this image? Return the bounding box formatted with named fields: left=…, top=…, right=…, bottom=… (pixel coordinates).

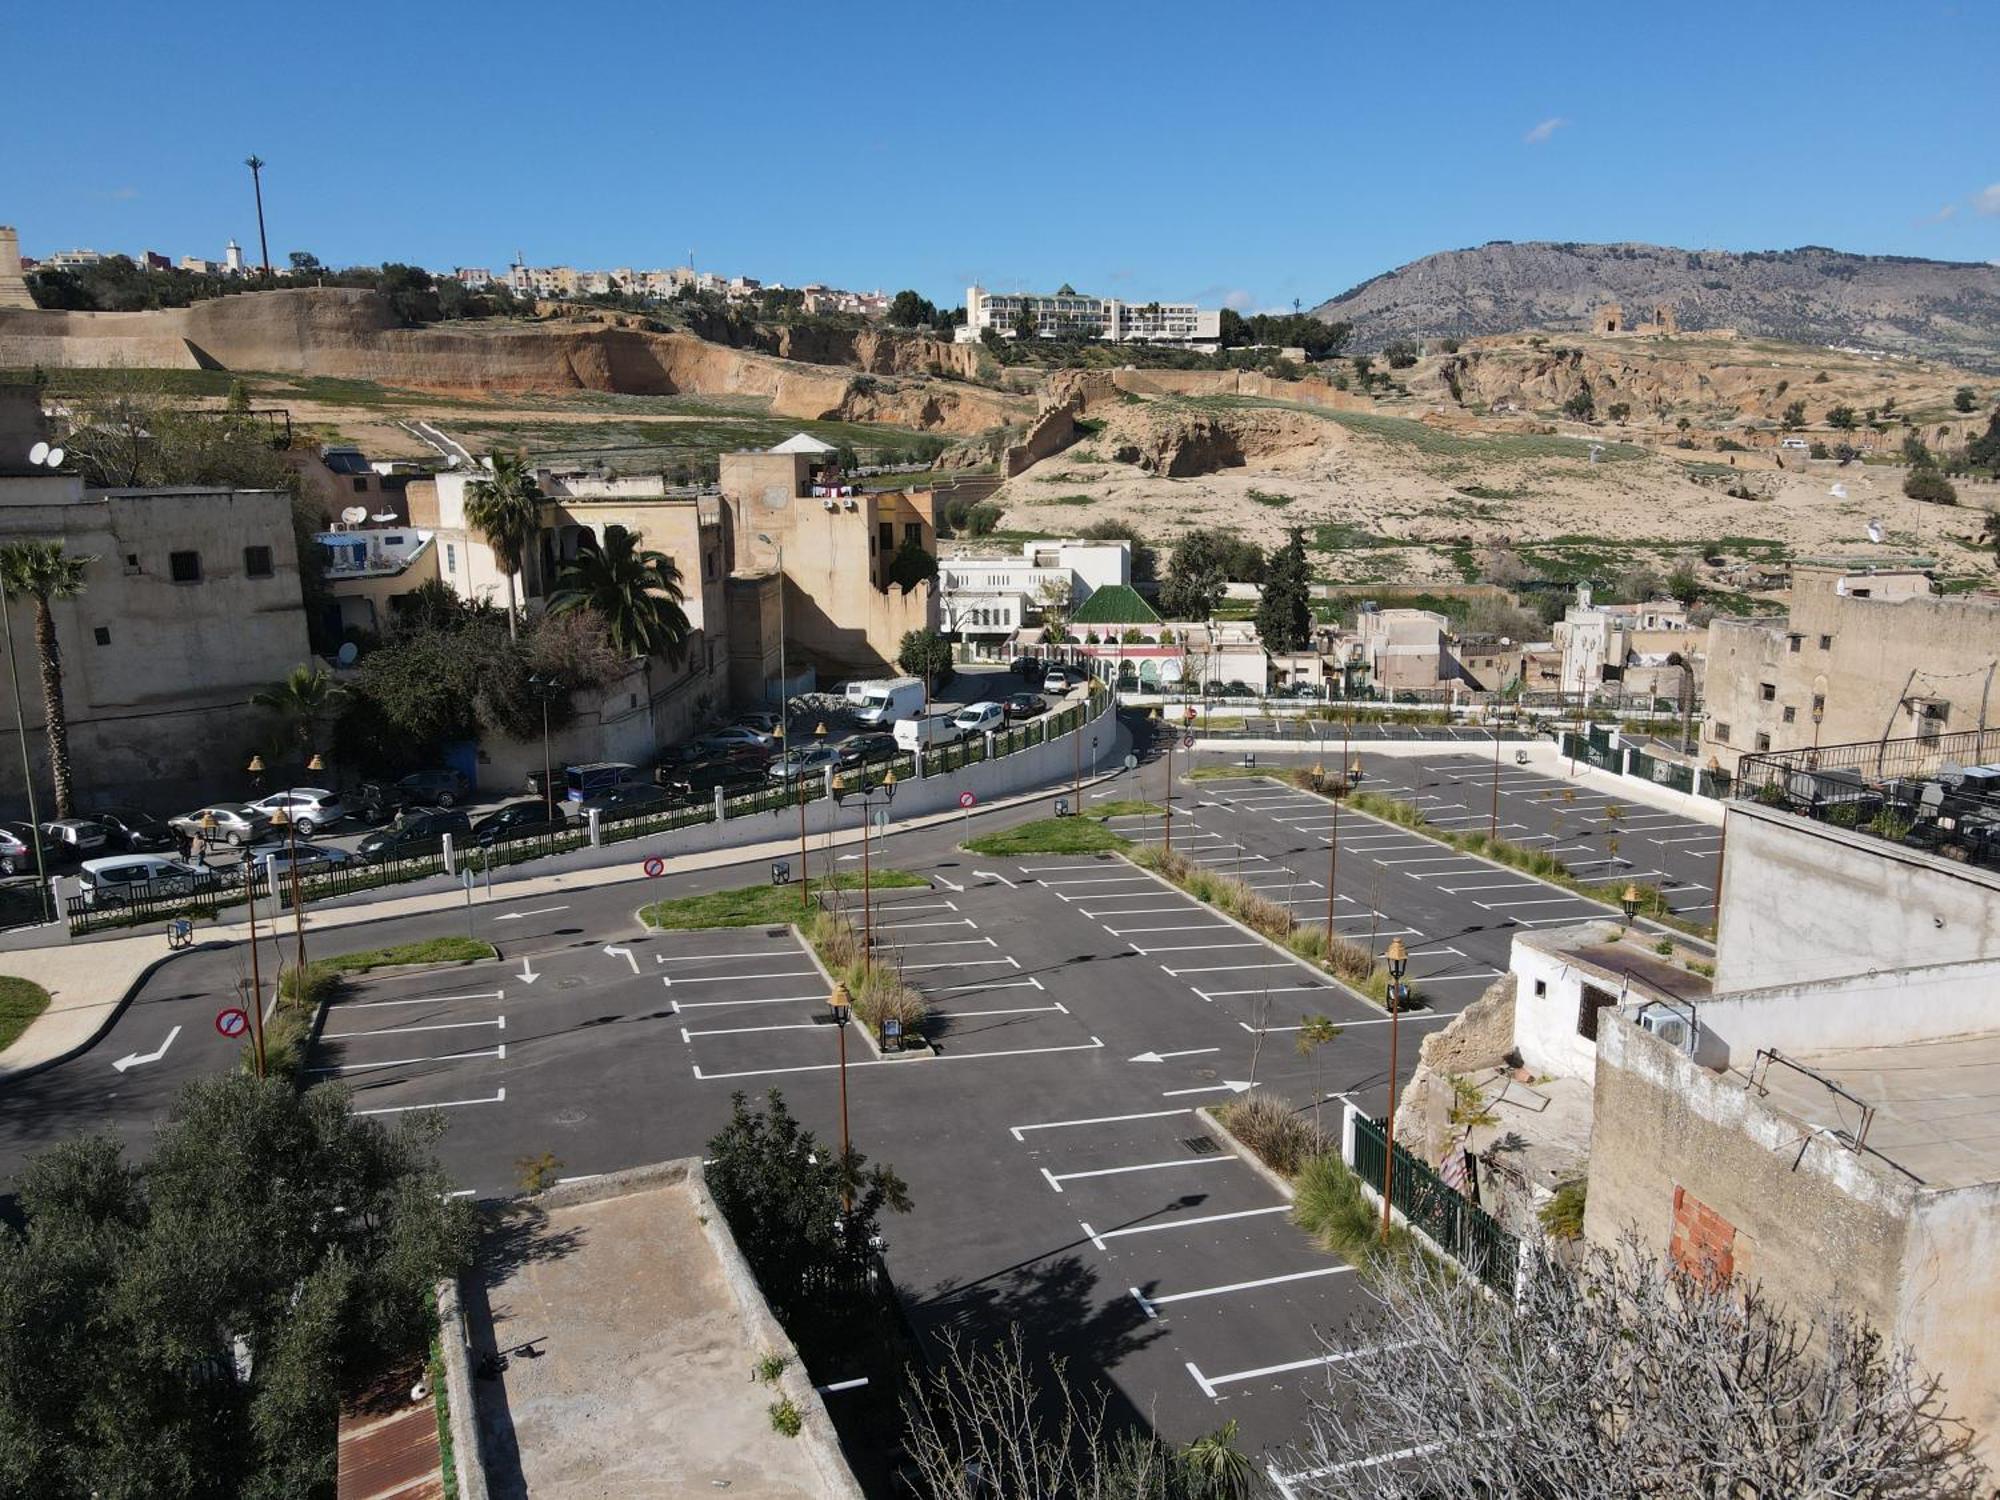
left=950, top=701, right=1004, bottom=737
left=248, top=787, right=344, bottom=836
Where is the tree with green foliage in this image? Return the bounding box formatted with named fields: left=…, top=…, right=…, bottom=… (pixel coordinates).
left=1563, top=387, right=1596, bottom=421
left=1216, top=308, right=1352, bottom=359
left=886, top=533, right=939, bottom=594
left=547, top=524, right=692, bottom=663
left=1011, top=304, right=1040, bottom=340
left=0, top=539, right=94, bottom=818
left=1903, top=467, right=1958, bottom=506
left=1826, top=405, right=1857, bottom=431
left=462, top=453, right=545, bottom=640
left=1955, top=386, right=1979, bottom=414
left=1383, top=340, right=1418, bottom=369
left=885, top=289, right=939, bottom=328
left=1666, top=563, right=1703, bottom=607
left=1781, top=400, right=1807, bottom=430
left=704, top=1090, right=909, bottom=1323
left=0, top=1074, right=474, bottom=1500
left=1607, top=401, right=1631, bottom=423
left=287, top=250, right=322, bottom=273
left=1981, top=513, right=2000, bottom=564
left=1969, top=411, right=2000, bottom=473
left=897, top=627, right=954, bottom=693
left=1902, top=433, right=1934, bottom=468
left=1256, top=527, right=1314, bottom=653
left=1159, top=531, right=1248, bottom=620
left=252, top=663, right=348, bottom=759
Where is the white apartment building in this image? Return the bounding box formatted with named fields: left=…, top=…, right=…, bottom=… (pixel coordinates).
left=939, top=538, right=1131, bottom=649
left=1552, top=585, right=1692, bottom=699
left=959, top=285, right=1222, bottom=345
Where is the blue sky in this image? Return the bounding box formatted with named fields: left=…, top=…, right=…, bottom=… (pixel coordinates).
left=5, top=1, right=1996, bottom=312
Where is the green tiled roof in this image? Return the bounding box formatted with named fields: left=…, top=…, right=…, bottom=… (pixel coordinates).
left=1068, top=584, right=1161, bottom=625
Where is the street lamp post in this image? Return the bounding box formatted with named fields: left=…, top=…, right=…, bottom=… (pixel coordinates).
left=832, top=770, right=896, bottom=974
left=0, top=577, right=50, bottom=923
left=1489, top=713, right=1503, bottom=841
left=1621, top=882, right=1641, bottom=928
left=827, top=980, right=854, bottom=1212
left=529, top=673, right=562, bottom=822
left=214, top=811, right=266, bottom=1080
left=1380, top=936, right=1409, bottom=1245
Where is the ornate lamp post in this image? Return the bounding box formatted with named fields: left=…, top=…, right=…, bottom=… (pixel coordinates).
left=214, top=809, right=266, bottom=1079
left=1380, top=936, right=1410, bottom=1245
left=832, top=768, right=897, bottom=973
left=1621, top=882, right=1641, bottom=927
left=826, top=979, right=853, bottom=1212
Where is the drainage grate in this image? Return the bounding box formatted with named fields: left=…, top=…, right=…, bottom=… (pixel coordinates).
left=1180, top=1135, right=1222, bottom=1156
left=765, top=927, right=790, bottom=938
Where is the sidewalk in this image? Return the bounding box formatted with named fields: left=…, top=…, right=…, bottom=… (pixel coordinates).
left=0, top=733, right=1134, bottom=1081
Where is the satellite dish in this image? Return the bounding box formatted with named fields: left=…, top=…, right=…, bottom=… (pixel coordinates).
left=481, top=456, right=495, bottom=470
left=27, top=441, right=48, bottom=466
left=1866, top=519, right=1885, bottom=545
left=335, top=641, right=359, bottom=668
left=370, top=511, right=397, bottom=522
left=341, top=506, right=368, bottom=524
left=1828, top=483, right=1848, bottom=499
left=446, top=455, right=462, bottom=468
left=44, top=447, right=63, bottom=468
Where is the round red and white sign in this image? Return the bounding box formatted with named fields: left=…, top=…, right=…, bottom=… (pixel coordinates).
left=642, top=855, right=666, bottom=878
left=215, top=1007, right=248, bottom=1039
left=958, top=791, right=977, bottom=809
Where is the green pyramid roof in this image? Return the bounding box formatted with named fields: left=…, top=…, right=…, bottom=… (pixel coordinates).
left=1068, top=584, right=1161, bottom=625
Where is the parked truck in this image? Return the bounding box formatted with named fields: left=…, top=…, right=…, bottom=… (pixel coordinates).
left=894, top=715, right=957, bottom=753
left=853, top=677, right=926, bottom=727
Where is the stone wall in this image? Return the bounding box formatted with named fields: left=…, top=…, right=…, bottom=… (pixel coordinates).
left=1002, top=394, right=1081, bottom=477
left=1394, top=975, right=1515, bottom=1164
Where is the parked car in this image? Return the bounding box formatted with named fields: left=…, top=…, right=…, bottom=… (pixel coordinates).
left=666, top=760, right=769, bottom=799
left=76, top=854, right=216, bottom=908
left=767, top=745, right=843, bottom=782
left=1043, top=669, right=1074, bottom=695
left=951, top=701, right=1005, bottom=738
left=1009, top=655, right=1043, bottom=680
left=245, top=841, right=358, bottom=878
left=837, top=732, right=898, bottom=768
left=358, top=770, right=471, bottom=818
left=894, top=715, right=956, bottom=753
left=852, top=677, right=926, bottom=728
left=0, top=822, right=47, bottom=877
left=471, top=799, right=570, bottom=846
left=737, top=712, right=783, bottom=737
left=87, top=806, right=174, bottom=853
left=355, top=807, right=470, bottom=863
left=167, top=804, right=272, bottom=848
left=700, top=725, right=777, bottom=752
left=577, top=783, right=673, bottom=823
left=248, top=787, right=345, bottom=836
left=39, top=818, right=108, bottom=862
left=1003, top=691, right=1046, bottom=721
left=561, top=762, right=642, bottom=804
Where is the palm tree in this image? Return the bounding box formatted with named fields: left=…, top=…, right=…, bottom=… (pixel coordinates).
left=0, top=540, right=96, bottom=818
left=461, top=452, right=545, bottom=640
left=1178, top=1418, right=1254, bottom=1498
left=547, top=525, right=692, bottom=664
left=253, top=663, right=348, bottom=758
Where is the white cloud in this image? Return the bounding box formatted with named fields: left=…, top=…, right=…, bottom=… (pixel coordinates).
left=1523, top=117, right=1568, bottom=145
left=1975, top=183, right=2000, bottom=216
left=1920, top=203, right=1959, bottom=225
left=1223, top=289, right=1255, bottom=311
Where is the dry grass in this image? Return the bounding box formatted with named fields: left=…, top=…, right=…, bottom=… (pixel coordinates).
left=1216, top=1093, right=1330, bottom=1178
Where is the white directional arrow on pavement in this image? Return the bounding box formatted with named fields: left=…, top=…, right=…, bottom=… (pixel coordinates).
left=518, top=957, right=540, bottom=985
left=112, top=1025, right=181, bottom=1073
left=495, top=905, right=568, bottom=922
left=1162, top=1080, right=1254, bottom=1097
left=933, top=874, right=964, bottom=892
left=603, top=944, right=640, bottom=974
left=1128, top=1047, right=1220, bottom=1064
left=972, top=869, right=1017, bottom=888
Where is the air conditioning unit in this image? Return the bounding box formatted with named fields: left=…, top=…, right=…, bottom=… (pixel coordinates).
left=821, top=497, right=838, bottom=511
left=1637, top=1004, right=1696, bottom=1053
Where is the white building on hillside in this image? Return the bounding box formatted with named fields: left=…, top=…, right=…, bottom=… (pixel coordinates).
left=939, top=538, right=1131, bottom=653
left=958, top=286, right=1221, bottom=345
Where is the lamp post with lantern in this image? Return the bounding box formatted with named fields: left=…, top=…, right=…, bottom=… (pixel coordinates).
left=832, top=769, right=896, bottom=973
left=1379, top=936, right=1409, bottom=1246
left=826, top=979, right=854, bottom=1211
left=210, top=810, right=266, bottom=1079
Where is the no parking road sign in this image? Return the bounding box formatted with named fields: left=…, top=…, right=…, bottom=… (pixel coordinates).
left=642, top=855, right=666, bottom=878
left=214, top=1007, right=249, bottom=1039
left=958, top=791, right=976, bottom=809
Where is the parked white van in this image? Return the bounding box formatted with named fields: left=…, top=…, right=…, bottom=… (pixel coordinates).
left=951, top=701, right=1004, bottom=737
left=853, top=677, right=926, bottom=727
left=893, top=715, right=955, bottom=752
left=76, top=854, right=212, bottom=908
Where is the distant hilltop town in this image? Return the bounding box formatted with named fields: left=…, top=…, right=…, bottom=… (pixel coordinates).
left=462, top=257, right=891, bottom=318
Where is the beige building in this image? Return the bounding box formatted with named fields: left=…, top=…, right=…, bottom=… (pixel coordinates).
left=316, top=525, right=439, bottom=638
left=1551, top=586, right=1695, bottom=702
left=1703, top=564, right=2000, bottom=768
left=719, top=446, right=937, bottom=683
left=1353, top=606, right=1449, bottom=694
left=0, top=387, right=311, bottom=805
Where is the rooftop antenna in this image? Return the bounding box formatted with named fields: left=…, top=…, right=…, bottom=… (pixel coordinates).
left=244, top=155, right=271, bottom=280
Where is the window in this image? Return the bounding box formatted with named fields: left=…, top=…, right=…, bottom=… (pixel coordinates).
left=93, top=626, right=110, bottom=646
left=1786, top=634, right=1802, bottom=653
left=351, top=477, right=368, bottom=493
left=1754, top=732, right=1771, bottom=752
left=168, top=551, right=202, bottom=584
left=1758, top=682, right=1775, bottom=702
left=1781, top=706, right=1796, bottom=724
left=877, top=522, right=893, bottom=557
left=1811, top=693, right=1825, bottom=717
left=242, top=545, right=273, bottom=579
left=1533, top=978, right=1548, bottom=998
left=445, top=543, right=456, bottom=574
left=122, top=552, right=141, bottom=576
left=1715, top=722, right=1731, bottom=744
left=1818, top=634, right=1832, bottom=650
left=704, top=549, right=717, bottom=581
left=1577, top=983, right=1616, bottom=1041
left=904, top=522, right=922, bottom=548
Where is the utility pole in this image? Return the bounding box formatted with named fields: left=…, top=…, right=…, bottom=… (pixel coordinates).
left=243, top=156, right=271, bottom=280
left=1162, top=708, right=1174, bottom=856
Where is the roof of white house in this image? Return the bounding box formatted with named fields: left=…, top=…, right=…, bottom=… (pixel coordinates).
left=769, top=432, right=838, bottom=454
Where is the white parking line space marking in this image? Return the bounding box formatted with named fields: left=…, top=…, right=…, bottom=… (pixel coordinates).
left=337, top=989, right=506, bottom=1010
left=1044, top=1155, right=1240, bottom=1192
left=667, top=993, right=827, bottom=1009
left=1131, top=941, right=1265, bottom=955
left=309, top=1044, right=505, bottom=1074
left=323, top=1017, right=505, bottom=1038
left=1009, top=1107, right=1192, bottom=1141
left=694, top=1035, right=1105, bottom=1080
left=1131, top=1265, right=1351, bottom=1317
left=1163, top=961, right=1296, bottom=976
left=1082, top=1204, right=1289, bottom=1249
left=355, top=1088, right=505, bottom=1116
left=681, top=1021, right=823, bottom=1038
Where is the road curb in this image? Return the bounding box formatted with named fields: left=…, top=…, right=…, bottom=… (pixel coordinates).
left=0, top=939, right=225, bottom=1086
left=1195, top=1104, right=1297, bottom=1202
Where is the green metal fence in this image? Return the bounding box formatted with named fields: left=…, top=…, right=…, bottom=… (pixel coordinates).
left=1627, top=747, right=1695, bottom=795
left=1349, top=1115, right=1518, bottom=1296
left=1560, top=731, right=1620, bottom=773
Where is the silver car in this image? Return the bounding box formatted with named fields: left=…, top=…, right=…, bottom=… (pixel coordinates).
left=248, top=787, right=344, bottom=836
left=167, top=804, right=272, bottom=848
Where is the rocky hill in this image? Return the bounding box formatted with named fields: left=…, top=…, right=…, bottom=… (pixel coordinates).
left=1312, top=242, right=2000, bottom=370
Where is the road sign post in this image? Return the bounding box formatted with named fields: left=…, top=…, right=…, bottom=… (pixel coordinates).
left=958, top=789, right=976, bottom=844
left=643, top=854, right=665, bottom=879
left=215, top=1007, right=248, bottom=1039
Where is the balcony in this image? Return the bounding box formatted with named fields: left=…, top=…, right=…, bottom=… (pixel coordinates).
left=1732, top=726, right=2000, bottom=866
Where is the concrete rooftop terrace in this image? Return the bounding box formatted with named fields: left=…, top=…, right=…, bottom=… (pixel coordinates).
left=464, top=1161, right=859, bottom=1499
left=1754, top=1033, right=2000, bottom=1192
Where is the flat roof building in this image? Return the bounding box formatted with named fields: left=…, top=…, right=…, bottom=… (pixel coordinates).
left=960, top=285, right=1221, bottom=345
